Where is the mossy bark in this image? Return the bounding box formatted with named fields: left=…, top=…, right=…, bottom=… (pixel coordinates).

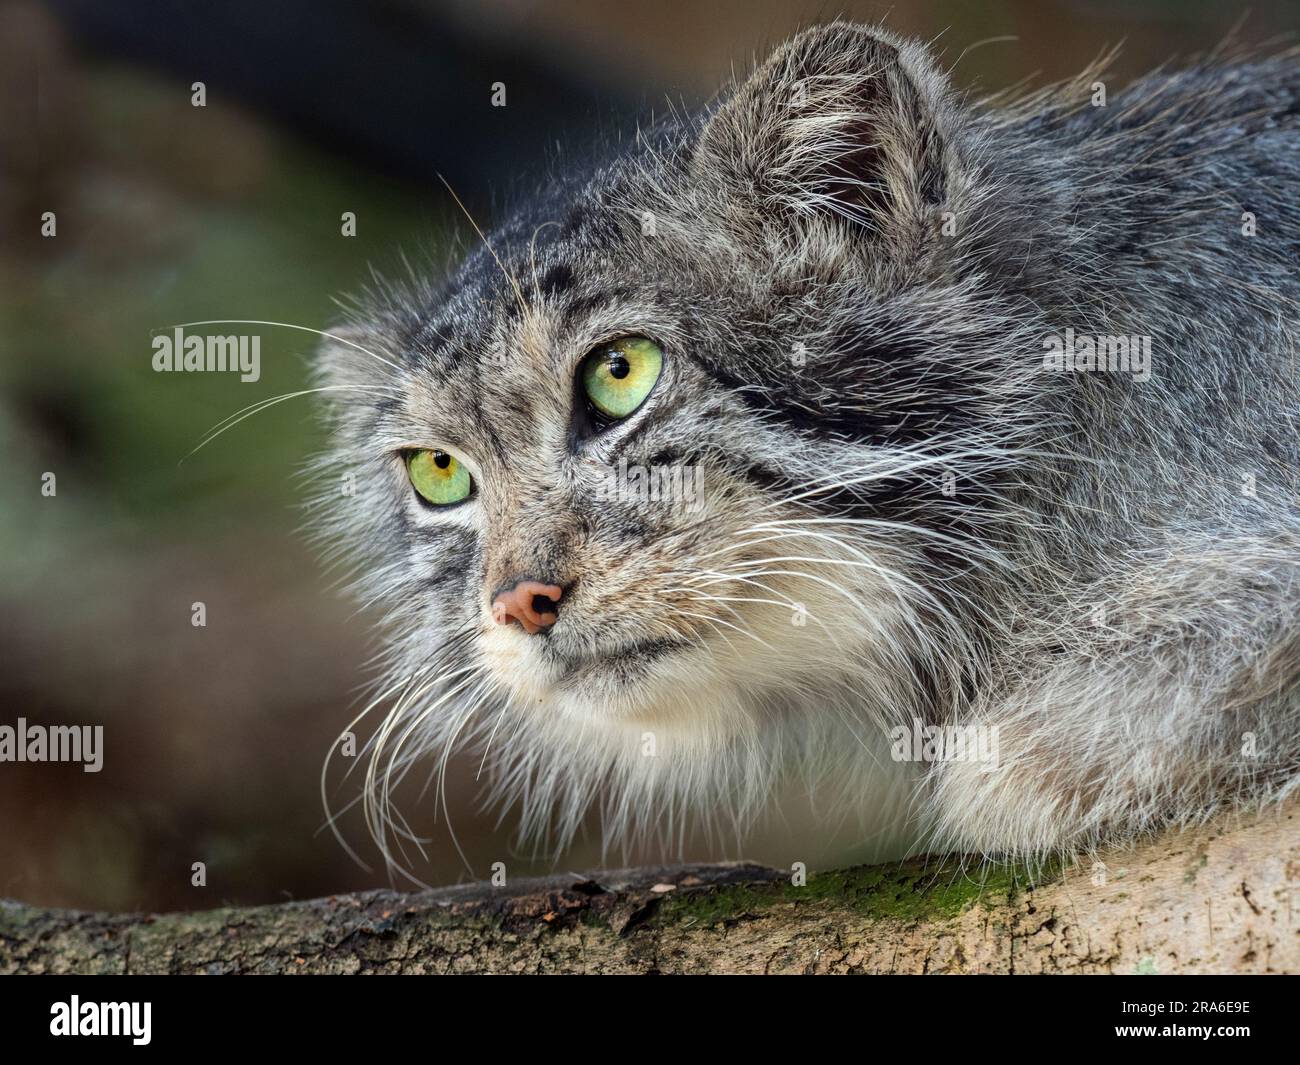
left=4, top=803, right=1297, bottom=974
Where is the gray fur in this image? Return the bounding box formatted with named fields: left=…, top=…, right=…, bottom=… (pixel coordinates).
left=311, top=22, right=1300, bottom=877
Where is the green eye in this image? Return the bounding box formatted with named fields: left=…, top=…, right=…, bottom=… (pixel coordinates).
left=580, top=336, right=663, bottom=419
left=406, top=449, right=472, bottom=506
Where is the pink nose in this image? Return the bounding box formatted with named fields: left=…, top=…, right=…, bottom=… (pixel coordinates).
left=491, top=580, right=563, bottom=634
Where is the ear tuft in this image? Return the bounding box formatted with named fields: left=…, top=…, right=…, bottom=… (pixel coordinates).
left=695, top=23, right=961, bottom=237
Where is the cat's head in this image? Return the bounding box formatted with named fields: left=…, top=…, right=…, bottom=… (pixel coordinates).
left=313, top=23, right=1033, bottom=859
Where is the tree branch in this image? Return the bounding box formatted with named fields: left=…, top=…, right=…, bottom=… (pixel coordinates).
left=4, top=803, right=1297, bottom=974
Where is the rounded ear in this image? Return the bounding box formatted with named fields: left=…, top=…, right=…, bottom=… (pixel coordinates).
left=693, top=23, right=966, bottom=240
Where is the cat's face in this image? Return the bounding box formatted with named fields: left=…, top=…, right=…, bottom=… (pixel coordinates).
left=315, top=24, right=1026, bottom=851
left=322, top=208, right=926, bottom=744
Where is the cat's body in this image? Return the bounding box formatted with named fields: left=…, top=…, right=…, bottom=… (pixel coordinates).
left=315, top=23, right=1300, bottom=875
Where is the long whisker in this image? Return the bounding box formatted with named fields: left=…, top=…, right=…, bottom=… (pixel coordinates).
left=318, top=660, right=443, bottom=872
left=364, top=668, right=481, bottom=886
left=436, top=174, right=532, bottom=325
left=183, top=384, right=402, bottom=462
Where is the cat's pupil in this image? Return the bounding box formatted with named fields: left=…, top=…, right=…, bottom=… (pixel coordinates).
left=608, top=354, right=631, bottom=380
left=434, top=452, right=451, bottom=469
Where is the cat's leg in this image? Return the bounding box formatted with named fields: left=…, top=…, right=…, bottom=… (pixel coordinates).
left=927, top=538, right=1300, bottom=859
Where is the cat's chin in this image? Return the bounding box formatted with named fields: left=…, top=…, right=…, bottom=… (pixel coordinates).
left=481, top=625, right=760, bottom=738
left=549, top=669, right=764, bottom=747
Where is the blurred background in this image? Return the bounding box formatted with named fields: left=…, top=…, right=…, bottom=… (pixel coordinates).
left=2, top=0, right=1295, bottom=912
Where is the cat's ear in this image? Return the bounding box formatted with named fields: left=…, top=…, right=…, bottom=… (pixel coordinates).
left=694, top=23, right=966, bottom=242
